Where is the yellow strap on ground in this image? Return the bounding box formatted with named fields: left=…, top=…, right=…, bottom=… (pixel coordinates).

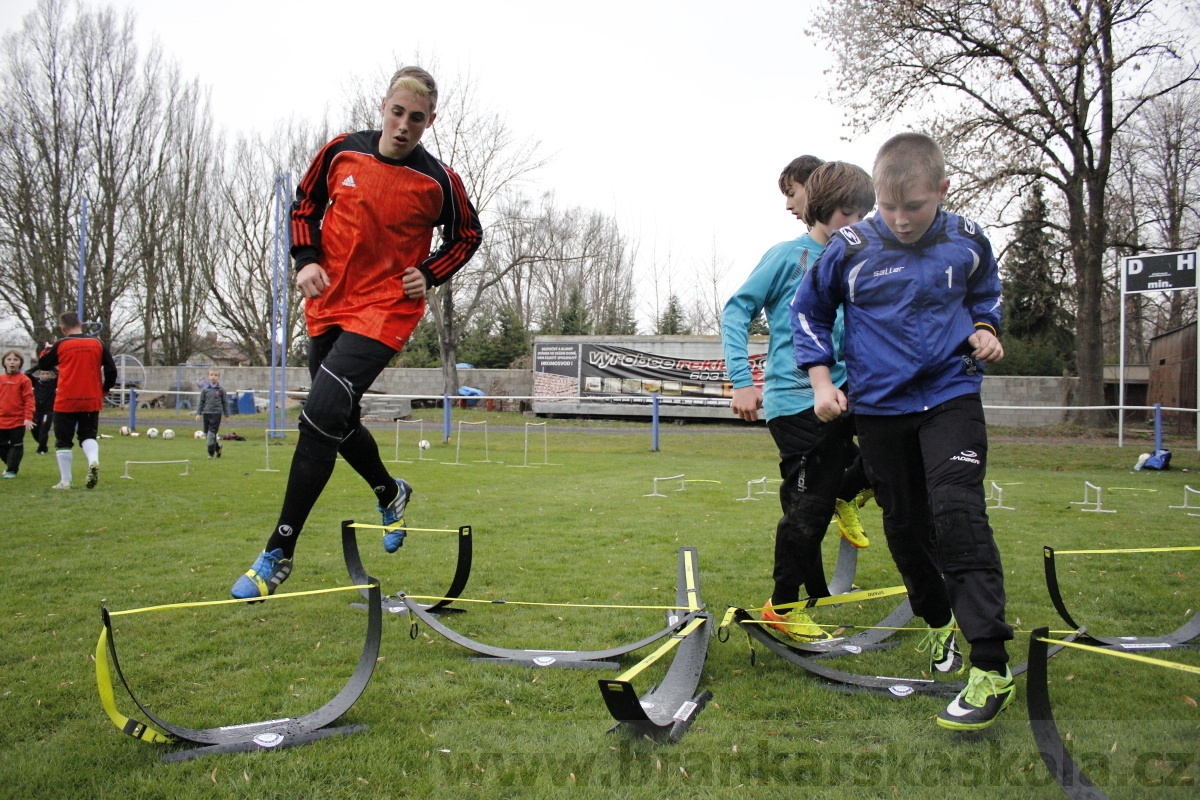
left=401, top=594, right=690, bottom=611
left=748, top=584, right=909, bottom=614
left=1037, top=637, right=1200, bottom=677
left=1052, top=546, right=1200, bottom=556
left=94, top=627, right=174, bottom=744
left=348, top=523, right=461, bottom=533
left=107, top=584, right=377, bottom=617
left=615, top=616, right=707, bottom=683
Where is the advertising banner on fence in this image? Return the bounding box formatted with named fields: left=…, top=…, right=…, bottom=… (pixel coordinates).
left=533, top=341, right=765, bottom=408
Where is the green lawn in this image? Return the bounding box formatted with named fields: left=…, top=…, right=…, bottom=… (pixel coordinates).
left=1, top=417, right=1198, bottom=798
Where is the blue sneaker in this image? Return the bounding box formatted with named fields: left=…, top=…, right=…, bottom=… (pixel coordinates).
left=379, top=478, right=412, bottom=553
left=231, top=549, right=292, bottom=600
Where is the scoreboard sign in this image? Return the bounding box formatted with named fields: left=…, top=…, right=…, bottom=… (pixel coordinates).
left=1123, top=249, right=1197, bottom=293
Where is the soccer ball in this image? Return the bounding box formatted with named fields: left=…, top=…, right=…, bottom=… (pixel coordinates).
left=146, top=427, right=159, bottom=438
left=194, top=430, right=205, bottom=439
left=119, top=425, right=130, bottom=436
left=162, top=429, right=175, bottom=440
left=418, top=439, right=431, bottom=450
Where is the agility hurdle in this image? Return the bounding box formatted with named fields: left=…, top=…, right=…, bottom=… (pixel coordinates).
left=736, top=477, right=768, bottom=502
left=645, top=474, right=686, bottom=497
left=257, top=428, right=290, bottom=473
left=985, top=481, right=1014, bottom=511
left=441, top=420, right=499, bottom=465
left=1071, top=481, right=1115, bottom=513
left=508, top=422, right=559, bottom=468
left=1169, top=485, right=1200, bottom=517
left=120, top=460, right=190, bottom=479
left=388, top=418, right=426, bottom=464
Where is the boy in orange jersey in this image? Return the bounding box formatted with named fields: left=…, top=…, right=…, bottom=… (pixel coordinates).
left=0, top=350, right=35, bottom=478
left=232, top=66, right=482, bottom=600
left=35, top=312, right=117, bottom=489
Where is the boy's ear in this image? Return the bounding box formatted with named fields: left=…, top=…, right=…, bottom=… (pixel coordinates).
left=938, top=178, right=950, bottom=200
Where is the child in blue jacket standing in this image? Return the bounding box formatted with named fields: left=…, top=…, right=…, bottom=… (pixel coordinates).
left=792, top=133, right=1012, bottom=730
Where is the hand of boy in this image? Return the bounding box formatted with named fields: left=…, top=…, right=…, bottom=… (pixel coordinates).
left=730, top=386, right=763, bottom=422
left=401, top=267, right=427, bottom=299
left=296, top=263, right=331, bottom=299
left=968, top=329, right=1005, bottom=363
left=808, top=366, right=847, bottom=422
left=813, top=384, right=847, bottom=423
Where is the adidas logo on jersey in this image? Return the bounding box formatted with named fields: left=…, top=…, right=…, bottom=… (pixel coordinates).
left=342, top=175, right=357, bottom=188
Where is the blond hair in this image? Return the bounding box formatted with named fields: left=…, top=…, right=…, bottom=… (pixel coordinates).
left=386, top=66, right=438, bottom=112
left=803, top=162, right=876, bottom=227
left=873, top=133, right=946, bottom=199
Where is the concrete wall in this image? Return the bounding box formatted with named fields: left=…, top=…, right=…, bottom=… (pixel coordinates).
left=980, top=376, right=1076, bottom=426
left=126, top=366, right=1099, bottom=428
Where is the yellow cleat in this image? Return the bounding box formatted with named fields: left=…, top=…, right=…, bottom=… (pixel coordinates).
left=834, top=497, right=870, bottom=548
left=760, top=599, right=830, bottom=642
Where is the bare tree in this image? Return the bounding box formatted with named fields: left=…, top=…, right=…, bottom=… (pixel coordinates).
left=0, top=0, right=90, bottom=345
left=207, top=123, right=320, bottom=366
left=816, top=0, right=1199, bottom=417
left=80, top=5, right=165, bottom=348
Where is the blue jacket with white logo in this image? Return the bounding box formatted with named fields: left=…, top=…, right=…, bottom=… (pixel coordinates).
left=791, top=209, right=1001, bottom=416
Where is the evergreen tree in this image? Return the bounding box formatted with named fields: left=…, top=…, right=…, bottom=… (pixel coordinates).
left=748, top=311, right=769, bottom=336
left=393, top=316, right=441, bottom=367
left=991, top=184, right=1076, bottom=376
left=471, top=306, right=532, bottom=368
left=557, top=286, right=592, bottom=336
left=656, top=294, right=690, bottom=335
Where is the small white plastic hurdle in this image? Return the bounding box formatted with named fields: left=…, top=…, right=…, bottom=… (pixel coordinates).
left=120, top=459, right=190, bottom=479
left=441, top=420, right=500, bottom=465
left=1071, top=481, right=1116, bottom=513
left=388, top=418, right=427, bottom=464
left=508, top=422, right=560, bottom=468
left=1169, top=485, right=1200, bottom=517
left=257, top=428, right=290, bottom=473
left=986, top=481, right=1014, bottom=511
left=645, top=474, right=686, bottom=497
left=736, top=476, right=770, bottom=502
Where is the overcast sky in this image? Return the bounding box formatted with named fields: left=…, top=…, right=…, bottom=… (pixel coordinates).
left=1, top=0, right=897, bottom=331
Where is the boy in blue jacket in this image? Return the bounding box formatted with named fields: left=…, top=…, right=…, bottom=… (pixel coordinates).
left=792, top=133, right=1012, bottom=730
left=721, top=158, right=875, bottom=640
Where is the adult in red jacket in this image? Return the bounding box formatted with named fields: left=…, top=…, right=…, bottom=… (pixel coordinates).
left=34, top=312, right=117, bottom=489
left=232, top=65, right=482, bottom=600
left=0, top=349, right=35, bottom=478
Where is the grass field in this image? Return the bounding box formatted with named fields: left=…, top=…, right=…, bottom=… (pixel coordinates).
left=2, top=412, right=1198, bottom=799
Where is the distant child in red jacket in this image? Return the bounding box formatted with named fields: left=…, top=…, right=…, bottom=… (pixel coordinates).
left=0, top=350, right=35, bottom=478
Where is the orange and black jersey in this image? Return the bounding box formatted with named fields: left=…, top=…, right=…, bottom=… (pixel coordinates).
left=35, top=334, right=117, bottom=413
left=291, top=131, right=482, bottom=348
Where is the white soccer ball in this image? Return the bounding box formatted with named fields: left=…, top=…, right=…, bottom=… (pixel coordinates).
left=162, top=429, right=175, bottom=440
left=146, top=427, right=159, bottom=438
left=119, top=425, right=130, bottom=436
left=194, top=430, right=205, bottom=439
left=418, top=439, right=431, bottom=450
